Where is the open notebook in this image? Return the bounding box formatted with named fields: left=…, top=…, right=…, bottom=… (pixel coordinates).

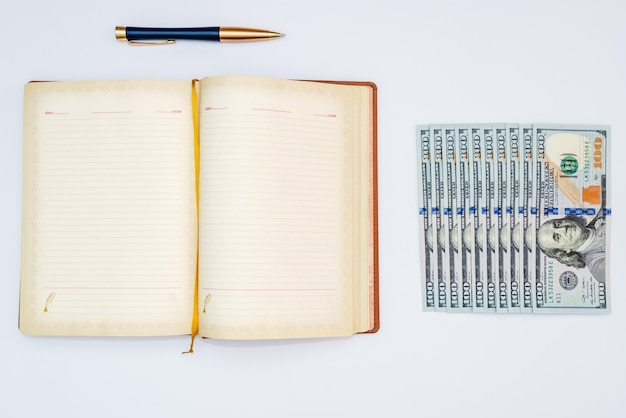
left=19, top=75, right=378, bottom=341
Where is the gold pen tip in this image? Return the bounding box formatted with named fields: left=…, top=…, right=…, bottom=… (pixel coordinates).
left=219, top=28, right=285, bottom=42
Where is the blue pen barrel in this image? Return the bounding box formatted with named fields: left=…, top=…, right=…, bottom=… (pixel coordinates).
left=125, top=27, right=221, bottom=41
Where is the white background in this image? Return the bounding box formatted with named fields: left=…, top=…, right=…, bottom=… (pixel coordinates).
left=2, top=1, right=625, bottom=417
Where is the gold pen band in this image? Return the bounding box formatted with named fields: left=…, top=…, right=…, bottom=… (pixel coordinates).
left=115, top=26, right=127, bottom=42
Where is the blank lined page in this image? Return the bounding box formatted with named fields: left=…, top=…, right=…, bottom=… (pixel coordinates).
left=197, top=76, right=357, bottom=339
left=20, top=80, right=197, bottom=336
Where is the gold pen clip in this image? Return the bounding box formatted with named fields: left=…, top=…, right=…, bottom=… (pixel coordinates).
left=127, top=39, right=176, bottom=46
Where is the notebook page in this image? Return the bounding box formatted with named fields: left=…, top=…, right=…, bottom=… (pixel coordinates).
left=197, top=76, right=358, bottom=339
left=20, top=80, right=197, bottom=336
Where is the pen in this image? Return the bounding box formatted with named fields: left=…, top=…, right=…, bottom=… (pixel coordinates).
left=115, top=26, right=284, bottom=45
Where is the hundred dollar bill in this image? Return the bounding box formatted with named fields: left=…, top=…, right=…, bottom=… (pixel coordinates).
left=494, top=125, right=510, bottom=312
left=470, top=126, right=487, bottom=311
left=456, top=126, right=474, bottom=311
left=444, top=126, right=461, bottom=310
left=520, top=125, right=535, bottom=312
left=507, top=124, right=522, bottom=312
left=533, top=125, right=610, bottom=312
left=417, top=126, right=436, bottom=310
left=482, top=126, right=497, bottom=312
left=431, top=126, right=448, bottom=311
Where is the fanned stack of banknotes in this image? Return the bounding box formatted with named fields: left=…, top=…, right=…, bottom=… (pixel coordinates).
left=417, top=124, right=610, bottom=313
